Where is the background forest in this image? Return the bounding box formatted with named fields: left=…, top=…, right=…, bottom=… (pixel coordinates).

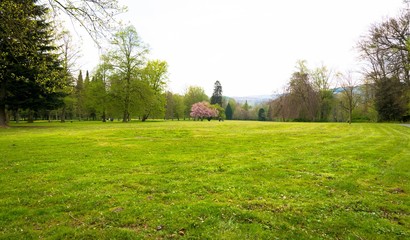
left=1, top=1, right=409, bottom=127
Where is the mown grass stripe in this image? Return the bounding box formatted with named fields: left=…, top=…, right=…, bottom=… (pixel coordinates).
left=0, top=121, right=409, bottom=239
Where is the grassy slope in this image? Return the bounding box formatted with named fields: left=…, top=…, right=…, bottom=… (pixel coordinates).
left=0, top=121, right=409, bottom=239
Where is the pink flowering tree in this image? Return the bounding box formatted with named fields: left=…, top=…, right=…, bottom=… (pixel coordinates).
left=190, top=101, right=219, bottom=121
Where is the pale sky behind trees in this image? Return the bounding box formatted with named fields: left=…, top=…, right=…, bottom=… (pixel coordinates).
left=74, top=0, right=406, bottom=97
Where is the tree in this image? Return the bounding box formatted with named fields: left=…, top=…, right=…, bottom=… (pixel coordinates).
left=190, top=102, right=218, bottom=121
left=88, top=55, right=113, bottom=122
left=0, top=0, right=65, bottom=127
left=286, top=62, right=319, bottom=121
left=210, top=80, right=223, bottom=106
left=375, top=77, right=407, bottom=121
left=242, top=101, right=251, bottom=120
left=173, top=94, right=185, bottom=121
left=57, top=30, right=80, bottom=123
left=225, top=103, right=233, bottom=120
left=267, top=104, right=274, bottom=121
left=75, top=70, right=85, bottom=120
left=165, top=91, right=185, bottom=121
left=140, top=60, right=168, bottom=121
left=213, top=104, right=225, bottom=120
left=109, top=25, right=148, bottom=122
left=258, top=108, right=267, bottom=121
left=358, top=9, right=410, bottom=121
left=311, top=65, right=334, bottom=121
left=165, top=91, right=174, bottom=120
left=46, top=0, right=124, bottom=43
left=184, top=86, right=209, bottom=119
left=337, top=72, right=361, bottom=124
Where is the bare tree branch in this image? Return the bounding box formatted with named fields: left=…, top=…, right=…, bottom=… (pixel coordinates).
left=45, top=0, right=126, bottom=45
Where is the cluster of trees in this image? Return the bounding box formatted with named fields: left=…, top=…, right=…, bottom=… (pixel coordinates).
left=268, top=8, right=410, bottom=123
left=265, top=63, right=351, bottom=122
left=1, top=1, right=408, bottom=127
left=0, top=0, right=231, bottom=126
left=1, top=0, right=65, bottom=126
left=0, top=0, right=124, bottom=127
left=0, top=0, right=170, bottom=126
left=358, top=8, right=410, bottom=122
left=166, top=4, right=410, bottom=124
left=60, top=26, right=169, bottom=123
left=165, top=81, right=224, bottom=121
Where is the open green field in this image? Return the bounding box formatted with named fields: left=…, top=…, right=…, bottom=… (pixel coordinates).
left=0, top=121, right=409, bottom=239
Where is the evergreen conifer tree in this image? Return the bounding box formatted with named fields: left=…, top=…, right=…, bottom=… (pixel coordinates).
left=258, top=108, right=267, bottom=121
left=210, top=81, right=223, bottom=106
left=225, top=103, right=233, bottom=120
left=75, top=70, right=84, bottom=120
left=0, top=0, right=65, bottom=126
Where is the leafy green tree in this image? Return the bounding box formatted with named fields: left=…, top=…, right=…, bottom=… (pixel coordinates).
left=109, top=25, right=149, bottom=122
left=89, top=55, right=113, bottom=122
left=184, top=86, right=209, bottom=119
left=140, top=60, right=168, bottom=121
left=165, top=91, right=174, bottom=120
left=213, top=104, right=225, bottom=120
left=173, top=94, right=185, bottom=121
left=225, top=103, right=233, bottom=120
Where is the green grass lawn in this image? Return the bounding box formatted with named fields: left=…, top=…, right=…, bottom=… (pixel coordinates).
left=0, top=121, right=409, bottom=239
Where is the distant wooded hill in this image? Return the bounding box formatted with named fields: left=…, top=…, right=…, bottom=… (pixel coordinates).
left=229, top=94, right=278, bottom=105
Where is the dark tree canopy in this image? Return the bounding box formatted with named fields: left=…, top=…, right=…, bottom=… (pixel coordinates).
left=210, top=80, right=223, bottom=106
left=225, top=103, right=233, bottom=120
left=0, top=0, right=65, bottom=127
left=375, top=77, right=407, bottom=121
left=258, top=108, right=266, bottom=121
left=358, top=9, right=410, bottom=121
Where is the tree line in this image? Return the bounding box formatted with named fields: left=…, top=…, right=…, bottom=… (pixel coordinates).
left=1, top=1, right=409, bottom=127
left=268, top=8, right=409, bottom=123
left=0, top=0, right=124, bottom=127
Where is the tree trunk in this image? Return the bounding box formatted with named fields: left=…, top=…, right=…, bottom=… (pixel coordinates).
left=102, top=110, right=106, bottom=122
left=61, top=106, right=66, bottom=123
left=27, top=109, right=34, bottom=123
left=123, top=71, right=131, bottom=122
left=122, top=110, right=128, bottom=122
left=122, top=95, right=129, bottom=122
left=0, top=105, right=7, bottom=128
left=0, top=79, right=8, bottom=128
left=15, top=109, right=20, bottom=123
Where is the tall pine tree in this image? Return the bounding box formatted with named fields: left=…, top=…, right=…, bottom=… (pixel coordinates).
left=0, top=0, right=64, bottom=126
left=225, top=103, right=233, bottom=120
left=75, top=70, right=84, bottom=120
left=210, top=81, right=223, bottom=106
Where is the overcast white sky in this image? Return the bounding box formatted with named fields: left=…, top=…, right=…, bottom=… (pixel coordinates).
left=76, top=0, right=406, bottom=97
